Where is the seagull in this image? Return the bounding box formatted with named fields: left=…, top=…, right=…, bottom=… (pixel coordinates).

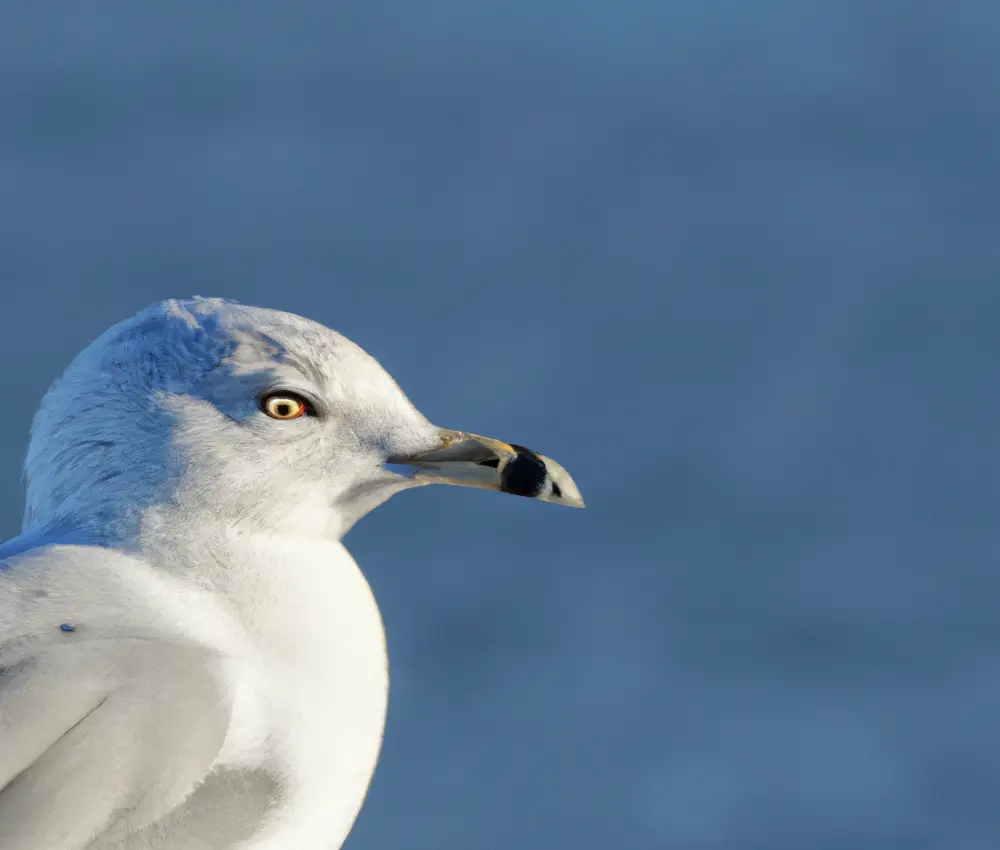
left=0, top=298, right=583, bottom=849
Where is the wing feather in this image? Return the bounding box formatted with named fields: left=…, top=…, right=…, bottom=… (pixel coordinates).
left=0, top=539, right=233, bottom=850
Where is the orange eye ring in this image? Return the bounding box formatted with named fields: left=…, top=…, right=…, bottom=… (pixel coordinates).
left=261, top=393, right=309, bottom=420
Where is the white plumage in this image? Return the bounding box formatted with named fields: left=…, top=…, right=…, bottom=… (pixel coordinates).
left=0, top=298, right=582, bottom=849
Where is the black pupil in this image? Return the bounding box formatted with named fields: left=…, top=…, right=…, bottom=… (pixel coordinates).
left=273, top=399, right=296, bottom=417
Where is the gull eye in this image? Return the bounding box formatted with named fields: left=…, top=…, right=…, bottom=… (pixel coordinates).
left=260, top=392, right=312, bottom=420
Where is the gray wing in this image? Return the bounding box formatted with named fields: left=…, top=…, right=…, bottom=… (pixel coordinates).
left=0, top=540, right=232, bottom=850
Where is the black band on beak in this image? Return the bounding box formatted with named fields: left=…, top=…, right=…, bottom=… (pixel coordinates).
left=500, top=446, right=548, bottom=498
left=387, top=429, right=584, bottom=508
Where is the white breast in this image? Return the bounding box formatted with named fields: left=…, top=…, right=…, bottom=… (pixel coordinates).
left=208, top=535, right=390, bottom=849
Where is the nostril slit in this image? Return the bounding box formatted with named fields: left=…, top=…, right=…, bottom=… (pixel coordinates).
left=477, top=458, right=500, bottom=468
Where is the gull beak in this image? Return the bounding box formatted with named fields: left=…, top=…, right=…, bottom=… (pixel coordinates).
left=386, top=428, right=585, bottom=508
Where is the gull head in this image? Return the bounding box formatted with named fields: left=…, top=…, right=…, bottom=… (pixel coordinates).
left=22, top=298, right=583, bottom=543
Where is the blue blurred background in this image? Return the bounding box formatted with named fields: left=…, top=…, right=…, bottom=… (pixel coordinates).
left=2, top=3, right=999, bottom=848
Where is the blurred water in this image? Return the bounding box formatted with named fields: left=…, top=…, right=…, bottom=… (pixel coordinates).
left=1, top=3, right=999, bottom=848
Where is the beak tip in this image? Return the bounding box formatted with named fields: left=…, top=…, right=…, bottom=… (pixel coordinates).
left=538, top=456, right=584, bottom=509
left=553, top=478, right=585, bottom=508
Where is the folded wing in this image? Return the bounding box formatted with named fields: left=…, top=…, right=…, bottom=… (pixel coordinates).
left=0, top=540, right=232, bottom=850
